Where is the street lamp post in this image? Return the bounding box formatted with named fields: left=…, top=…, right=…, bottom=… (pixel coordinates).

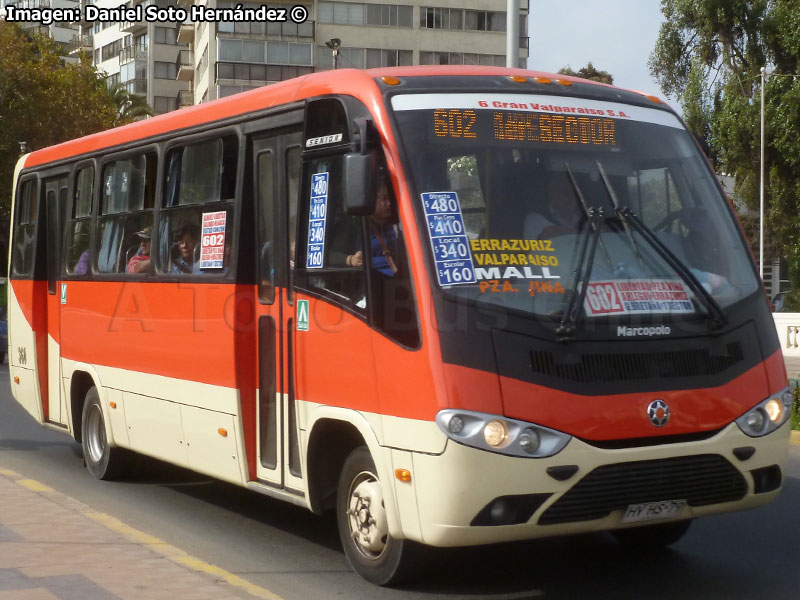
left=760, top=66, right=765, bottom=280
left=506, top=0, right=520, bottom=68
left=325, top=38, right=341, bottom=70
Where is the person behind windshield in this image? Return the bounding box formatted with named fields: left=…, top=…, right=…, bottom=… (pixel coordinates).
left=524, top=173, right=580, bottom=240
left=127, top=226, right=152, bottom=273
left=345, top=178, right=398, bottom=276
left=171, top=225, right=198, bottom=274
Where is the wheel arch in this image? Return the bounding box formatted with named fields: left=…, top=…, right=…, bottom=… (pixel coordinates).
left=66, top=364, right=113, bottom=445
left=304, top=409, right=396, bottom=527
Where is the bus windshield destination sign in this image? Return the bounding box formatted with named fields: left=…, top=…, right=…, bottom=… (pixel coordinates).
left=433, top=108, right=617, bottom=146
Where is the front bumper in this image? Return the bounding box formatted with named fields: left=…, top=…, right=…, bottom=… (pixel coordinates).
left=405, top=421, right=790, bottom=547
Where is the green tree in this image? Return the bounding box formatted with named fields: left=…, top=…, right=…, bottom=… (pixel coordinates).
left=681, top=56, right=713, bottom=152
left=557, top=62, right=614, bottom=85
left=0, top=23, right=118, bottom=221
left=107, top=82, right=155, bottom=126
left=650, top=0, right=800, bottom=299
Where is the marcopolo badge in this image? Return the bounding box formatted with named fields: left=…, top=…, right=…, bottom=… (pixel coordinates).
left=647, top=399, right=670, bottom=427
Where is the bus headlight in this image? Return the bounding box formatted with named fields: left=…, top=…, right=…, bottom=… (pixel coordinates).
left=483, top=420, right=508, bottom=447
left=518, top=428, right=541, bottom=455
left=436, top=410, right=571, bottom=458
left=735, top=387, right=792, bottom=437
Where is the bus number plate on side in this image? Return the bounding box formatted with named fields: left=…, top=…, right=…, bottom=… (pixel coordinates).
left=621, top=499, right=686, bottom=524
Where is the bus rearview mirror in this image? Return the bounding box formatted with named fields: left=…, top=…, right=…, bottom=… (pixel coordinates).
left=343, top=152, right=377, bottom=216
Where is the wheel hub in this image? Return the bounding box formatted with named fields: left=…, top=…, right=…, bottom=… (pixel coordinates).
left=86, top=404, right=106, bottom=463
left=347, top=474, right=388, bottom=559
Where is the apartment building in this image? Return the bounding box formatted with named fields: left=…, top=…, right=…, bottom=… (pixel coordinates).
left=65, top=0, right=191, bottom=114
left=64, top=0, right=528, bottom=113
left=3, top=0, right=82, bottom=54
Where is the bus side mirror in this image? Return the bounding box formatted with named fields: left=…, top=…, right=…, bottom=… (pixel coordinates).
left=343, top=152, right=377, bottom=216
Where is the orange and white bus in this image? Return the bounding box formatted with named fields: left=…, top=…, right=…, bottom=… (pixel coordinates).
left=7, top=66, right=791, bottom=585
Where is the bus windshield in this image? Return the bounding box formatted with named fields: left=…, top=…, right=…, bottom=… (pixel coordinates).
left=392, top=93, right=759, bottom=322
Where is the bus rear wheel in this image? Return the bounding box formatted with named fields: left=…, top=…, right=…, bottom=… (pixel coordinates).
left=336, top=446, right=421, bottom=586
left=611, top=519, right=692, bottom=550
left=81, top=387, right=128, bottom=480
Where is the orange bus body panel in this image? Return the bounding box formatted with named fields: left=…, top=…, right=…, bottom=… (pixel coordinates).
left=22, top=66, right=618, bottom=170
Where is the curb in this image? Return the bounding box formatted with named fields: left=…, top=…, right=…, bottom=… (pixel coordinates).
left=791, top=430, right=800, bottom=446
left=0, top=467, right=285, bottom=600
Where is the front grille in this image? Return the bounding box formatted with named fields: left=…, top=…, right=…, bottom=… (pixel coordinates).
left=538, top=454, right=747, bottom=525
left=529, top=343, right=743, bottom=384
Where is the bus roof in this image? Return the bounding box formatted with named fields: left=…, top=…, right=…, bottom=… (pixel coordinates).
left=24, top=66, right=661, bottom=169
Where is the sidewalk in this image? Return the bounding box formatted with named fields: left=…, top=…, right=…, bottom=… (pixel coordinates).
left=783, top=355, right=800, bottom=381
left=0, top=468, right=283, bottom=600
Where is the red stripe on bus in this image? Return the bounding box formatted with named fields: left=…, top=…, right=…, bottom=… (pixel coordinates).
left=499, top=357, right=773, bottom=440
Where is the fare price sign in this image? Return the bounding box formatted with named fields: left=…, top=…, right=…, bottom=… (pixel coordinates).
left=306, top=172, right=329, bottom=269
left=421, top=192, right=476, bottom=286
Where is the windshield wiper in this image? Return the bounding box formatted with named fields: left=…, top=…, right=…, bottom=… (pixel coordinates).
left=595, top=162, right=727, bottom=329
left=596, top=162, right=646, bottom=271
left=556, top=205, right=605, bottom=342
left=565, top=162, right=612, bottom=270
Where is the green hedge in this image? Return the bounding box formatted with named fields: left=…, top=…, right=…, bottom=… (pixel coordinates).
left=794, top=383, right=800, bottom=430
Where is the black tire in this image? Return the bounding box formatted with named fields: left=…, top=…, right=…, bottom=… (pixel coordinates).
left=336, top=446, right=422, bottom=586
left=81, top=387, right=129, bottom=480
left=611, top=519, right=692, bottom=550
left=0, top=351, right=5, bottom=364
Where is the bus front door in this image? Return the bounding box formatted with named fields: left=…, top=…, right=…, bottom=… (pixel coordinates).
left=43, top=175, right=68, bottom=425
left=251, top=128, right=304, bottom=493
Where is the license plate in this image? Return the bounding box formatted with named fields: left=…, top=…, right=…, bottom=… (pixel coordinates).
left=621, top=499, right=686, bottom=524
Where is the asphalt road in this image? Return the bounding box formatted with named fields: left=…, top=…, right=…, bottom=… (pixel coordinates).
left=1, top=363, right=799, bottom=599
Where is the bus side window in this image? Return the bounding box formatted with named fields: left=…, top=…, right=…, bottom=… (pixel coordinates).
left=158, top=136, right=238, bottom=276
left=66, top=165, right=94, bottom=275
left=96, top=153, right=156, bottom=274
left=366, top=181, right=420, bottom=347
left=12, top=179, right=38, bottom=277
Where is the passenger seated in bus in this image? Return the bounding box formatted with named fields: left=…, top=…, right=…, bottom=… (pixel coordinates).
left=171, top=225, right=198, bottom=274
left=74, top=250, right=90, bottom=275
left=523, top=173, right=581, bottom=239
left=127, top=227, right=152, bottom=273
left=344, top=179, right=399, bottom=276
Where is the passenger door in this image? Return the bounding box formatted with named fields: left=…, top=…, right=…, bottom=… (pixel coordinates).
left=43, top=175, right=68, bottom=425
left=251, top=127, right=304, bottom=491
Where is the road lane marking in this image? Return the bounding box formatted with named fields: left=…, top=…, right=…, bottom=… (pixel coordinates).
left=85, top=511, right=285, bottom=600
left=18, top=478, right=54, bottom=492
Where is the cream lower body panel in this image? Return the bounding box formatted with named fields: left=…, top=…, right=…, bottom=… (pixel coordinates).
left=61, top=359, right=248, bottom=487
left=409, top=422, right=790, bottom=548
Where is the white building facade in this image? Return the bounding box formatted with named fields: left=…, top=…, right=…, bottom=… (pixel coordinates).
left=4, top=0, right=83, bottom=53
left=59, top=0, right=528, bottom=113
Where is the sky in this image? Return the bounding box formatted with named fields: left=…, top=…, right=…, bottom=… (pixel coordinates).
left=528, top=0, right=678, bottom=111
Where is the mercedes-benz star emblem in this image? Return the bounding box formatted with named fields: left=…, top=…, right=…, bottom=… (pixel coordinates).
left=647, top=399, right=670, bottom=427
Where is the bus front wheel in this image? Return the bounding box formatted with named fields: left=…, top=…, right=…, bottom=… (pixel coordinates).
left=611, top=519, right=692, bottom=550
left=81, top=387, right=128, bottom=480
left=336, top=446, right=422, bottom=586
